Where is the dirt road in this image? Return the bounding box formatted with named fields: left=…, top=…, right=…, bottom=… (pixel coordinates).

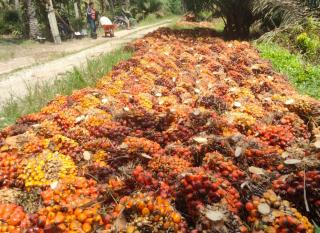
left=0, top=20, right=171, bottom=105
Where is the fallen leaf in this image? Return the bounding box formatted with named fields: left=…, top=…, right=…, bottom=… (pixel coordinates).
left=140, top=153, right=152, bottom=159
left=193, top=137, right=208, bottom=144
left=284, top=159, right=301, bottom=165
left=249, top=166, right=266, bottom=175
left=285, top=99, right=295, bottom=105
left=281, top=152, right=289, bottom=159
left=205, top=210, right=225, bottom=222
left=75, top=115, right=86, bottom=123
left=119, top=143, right=128, bottom=149
left=235, top=147, right=242, bottom=157
left=83, top=151, right=92, bottom=161
left=50, top=181, right=59, bottom=190
left=258, top=203, right=271, bottom=215
left=233, top=102, right=242, bottom=107
left=101, top=98, right=109, bottom=104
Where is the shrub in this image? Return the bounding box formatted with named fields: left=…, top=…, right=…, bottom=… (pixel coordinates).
left=197, top=10, right=213, bottom=21
left=0, top=9, right=22, bottom=35
left=132, top=0, right=164, bottom=16
left=296, top=32, right=318, bottom=54
left=70, top=18, right=85, bottom=32
left=165, top=0, right=183, bottom=14
left=259, top=18, right=320, bottom=65
left=3, top=10, right=20, bottom=23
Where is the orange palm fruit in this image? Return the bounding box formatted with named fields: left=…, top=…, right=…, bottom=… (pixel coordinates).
left=7, top=216, right=21, bottom=226
left=171, top=213, right=181, bottom=223
left=74, top=208, right=82, bottom=216
left=84, top=217, right=94, bottom=224
left=57, top=223, right=67, bottom=231
left=77, top=213, right=87, bottom=223
left=54, top=212, right=65, bottom=224
left=142, top=207, right=150, bottom=216
left=47, top=211, right=55, bottom=221
left=69, top=220, right=81, bottom=230
left=82, top=222, right=92, bottom=233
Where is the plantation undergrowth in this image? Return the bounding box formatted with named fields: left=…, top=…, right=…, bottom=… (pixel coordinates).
left=0, top=28, right=319, bottom=232
left=257, top=42, right=320, bottom=100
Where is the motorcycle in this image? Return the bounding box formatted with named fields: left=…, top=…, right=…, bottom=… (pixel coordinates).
left=113, top=7, right=137, bottom=29
left=57, top=13, right=74, bottom=40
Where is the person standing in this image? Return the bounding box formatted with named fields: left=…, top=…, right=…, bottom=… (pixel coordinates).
left=87, top=2, right=97, bottom=38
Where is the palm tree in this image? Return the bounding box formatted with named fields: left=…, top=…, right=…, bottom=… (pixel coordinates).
left=24, top=0, right=40, bottom=39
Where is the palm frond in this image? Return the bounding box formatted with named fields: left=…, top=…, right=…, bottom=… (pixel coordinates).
left=252, top=0, right=319, bottom=28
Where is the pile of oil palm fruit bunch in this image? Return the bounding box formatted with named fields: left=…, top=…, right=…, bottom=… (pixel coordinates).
left=0, top=27, right=320, bottom=233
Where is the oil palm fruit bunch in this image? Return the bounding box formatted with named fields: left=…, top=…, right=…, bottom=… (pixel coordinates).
left=245, top=190, right=314, bottom=233
left=0, top=204, right=32, bottom=233
left=203, top=151, right=245, bottom=184
left=0, top=152, right=24, bottom=188
left=19, top=150, right=77, bottom=188
left=175, top=173, right=242, bottom=221
left=104, top=192, right=188, bottom=233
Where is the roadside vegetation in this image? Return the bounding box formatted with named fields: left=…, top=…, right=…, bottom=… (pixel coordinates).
left=0, top=48, right=132, bottom=128
left=255, top=18, right=320, bottom=100
left=0, top=0, right=182, bottom=41
left=257, top=42, right=320, bottom=99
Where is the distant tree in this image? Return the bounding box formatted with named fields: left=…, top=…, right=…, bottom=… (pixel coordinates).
left=183, top=0, right=320, bottom=38
left=183, top=0, right=253, bottom=38
left=24, top=0, right=40, bottom=39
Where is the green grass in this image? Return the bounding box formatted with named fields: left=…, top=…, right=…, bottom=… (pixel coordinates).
left=256, top=42, right=320, bottom=99
left=139, top=15, right=180, bottom=27
left=212, top=18, right=225, bottom=33
left=0, top=48, right=133, bottom=129
left=0, top=49, right=14, bottom=61
left=169, top=17, right=225, bottom=33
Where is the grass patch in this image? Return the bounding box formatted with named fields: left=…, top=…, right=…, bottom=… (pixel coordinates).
left=0, top=49, right=15, bottom=61
left=169, top=17, right=225, bottom=33
left=257, top=18, right=320, bottom=65
left=0, top=48, right=133, bottom=129
left=211, top=18, right=225, bottom=33
left=139, top=15, right=180, bottom=27
left=256, top=42, right=320, bottom=99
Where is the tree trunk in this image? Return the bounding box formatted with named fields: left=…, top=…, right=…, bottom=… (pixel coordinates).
left=220, top=1, right=253, bottom=39
left=47, top=0, right=61, bottom=44
left=106, top=0, right=114, bottom=14
left=74, top=2, right=80, bottom=19
left=99, top=0, right=105, bottom=13
left=25, top=0, right=40, bottom=39
left=76, top=0, right=82, bottom=18
left=15, top=0, right=20, bottom=10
